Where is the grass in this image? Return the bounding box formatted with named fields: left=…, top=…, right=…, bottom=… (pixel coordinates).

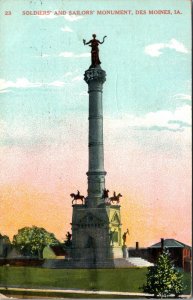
left=0, top=267, right=147, bottom=292
left=182, top=270, right=192, bottom=295
left=0, top=266, right=191, bottom=296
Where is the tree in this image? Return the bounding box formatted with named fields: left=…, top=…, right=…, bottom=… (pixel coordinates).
left=13, top=226, right=60, bottom=258
left=143, top=250, right=184, bottom=298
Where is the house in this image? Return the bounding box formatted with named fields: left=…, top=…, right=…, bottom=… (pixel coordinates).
left=149, top=238, right=192, bottom=271
left=43, top=245, right=67, bottom=259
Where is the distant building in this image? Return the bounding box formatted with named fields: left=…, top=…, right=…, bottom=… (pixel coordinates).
left=0, top=234, right=11, bottom=257
left=6, top=247, right=24, bottom=259
left=129, top=238, right=191, bottom=272
left=149, top=238, right=191, bottom=271
left=43, top=245, right=67, bottom=259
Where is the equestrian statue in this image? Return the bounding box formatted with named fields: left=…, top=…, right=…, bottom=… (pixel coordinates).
left=70, top=190, right=85, bottom=205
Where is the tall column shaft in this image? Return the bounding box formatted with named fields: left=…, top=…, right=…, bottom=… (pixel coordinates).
left=84, top=66, right=106, bottom=207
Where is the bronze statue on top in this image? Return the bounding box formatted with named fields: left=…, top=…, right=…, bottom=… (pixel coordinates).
left=83, top=34, right=107, bottom=67
left=109, top=229, right=116, bottom=246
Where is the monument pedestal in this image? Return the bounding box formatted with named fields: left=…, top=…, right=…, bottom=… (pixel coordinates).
left=71, top=203, right=123, bottom=267
left=122, top=245, right=129, bottom=259
left=111, top=246, right=123, bottom=259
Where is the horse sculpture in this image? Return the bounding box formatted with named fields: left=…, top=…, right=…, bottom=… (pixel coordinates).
left=70, top=192, right=85, bottom=205
left=109, top=193, right=122, bottom=204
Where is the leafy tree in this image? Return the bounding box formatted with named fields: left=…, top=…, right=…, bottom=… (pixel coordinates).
left=143, top=250, right=184, bottom=298
left=13, top=226, right=60, bottom=258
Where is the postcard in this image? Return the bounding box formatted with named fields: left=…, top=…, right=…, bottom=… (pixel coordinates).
left=0, top=0, right=191, bottom=298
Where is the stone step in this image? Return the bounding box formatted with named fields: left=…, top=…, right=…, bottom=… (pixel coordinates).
left=43, top=259, right=73, bottom=269
left=113, top=258, right=136, bottom=268
left=128, top=257, right=154, bottom=267
left=43, top=258, right=137, bottom=269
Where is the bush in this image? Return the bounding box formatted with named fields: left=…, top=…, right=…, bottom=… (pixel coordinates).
left=143, top=250, right=184, bottom=298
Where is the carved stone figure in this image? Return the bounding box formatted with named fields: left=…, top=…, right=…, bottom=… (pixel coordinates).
left=102, top=188, right=109, bottom=199
left=83, top=34, right=107, bottom=67
left=109, top=229, right=116, bottom=246
left=122, top=229, right=129, bottom=246
left=66, top=231, right=72, bottom=242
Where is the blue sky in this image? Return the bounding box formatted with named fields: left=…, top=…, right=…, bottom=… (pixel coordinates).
left=0, top=0, right=191, bottom=168
left=0, top=0, right=191, bottom=120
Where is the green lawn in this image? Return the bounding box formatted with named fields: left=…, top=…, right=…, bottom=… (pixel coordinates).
left=0, top=267, right=147, bottom=292
left=0, top=266, right=191, bottom=294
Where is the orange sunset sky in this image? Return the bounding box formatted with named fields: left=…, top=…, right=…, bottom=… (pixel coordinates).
left=0, top=0, right=191, bottom=248
left=0, top=119, right=191, bottom=247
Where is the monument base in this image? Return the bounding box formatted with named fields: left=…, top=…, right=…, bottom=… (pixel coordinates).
left=71, top=204, right=123, bottom=264
left=122, top=245, right=129, bottom=259
left=42, top=257, right=136, bottom=269
left=111, top=246, right=123, bottom=259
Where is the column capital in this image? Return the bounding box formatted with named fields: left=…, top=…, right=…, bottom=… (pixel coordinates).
left=84, top=66, right=106, bottom=84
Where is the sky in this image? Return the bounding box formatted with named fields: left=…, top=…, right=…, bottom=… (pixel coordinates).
left=0, top=0, right=191, bottom=247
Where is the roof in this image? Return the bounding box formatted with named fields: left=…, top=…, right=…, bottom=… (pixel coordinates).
left=49, top=245, right=67, bottom=256
left=150, top=239, right=191, bottom=249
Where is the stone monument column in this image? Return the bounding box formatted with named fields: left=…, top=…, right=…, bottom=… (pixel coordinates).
left=71, top=36, right=125, bottom=267
left=84, top=66, right=106, bottom=208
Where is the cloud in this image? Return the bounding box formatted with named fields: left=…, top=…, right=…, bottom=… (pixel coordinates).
left=0, top=89, right=11, bottom=94
left=61, top=26, right=73, bottom=32
left=173, top=94, right=191, bottom=101
left=71, top=76, right=82, bottom=82
left=145, top=43, right=165, bottom=57
left=64, top=72, right=73, bottom=77
left=0, top=113, right=87, bottom=149
left=59, top=52, right=74, bottom=58
left=141, top=105, right=191, bottom=130
left=38, top=51, right=90, bottom=59
left=145, top=39, right=188, bottom=57
left=47, top=80, right=68, bottom=87
left=58, top=52, right=90, bottom=58
left=0, top=103, right=191, bottom=150
left=0, top=74, right=83, bottom=92
left=168, top=39, right=188, bottom=53
left=0, top=78, right=42, bottom=91
left=105, top=105, right=191, bottom=132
